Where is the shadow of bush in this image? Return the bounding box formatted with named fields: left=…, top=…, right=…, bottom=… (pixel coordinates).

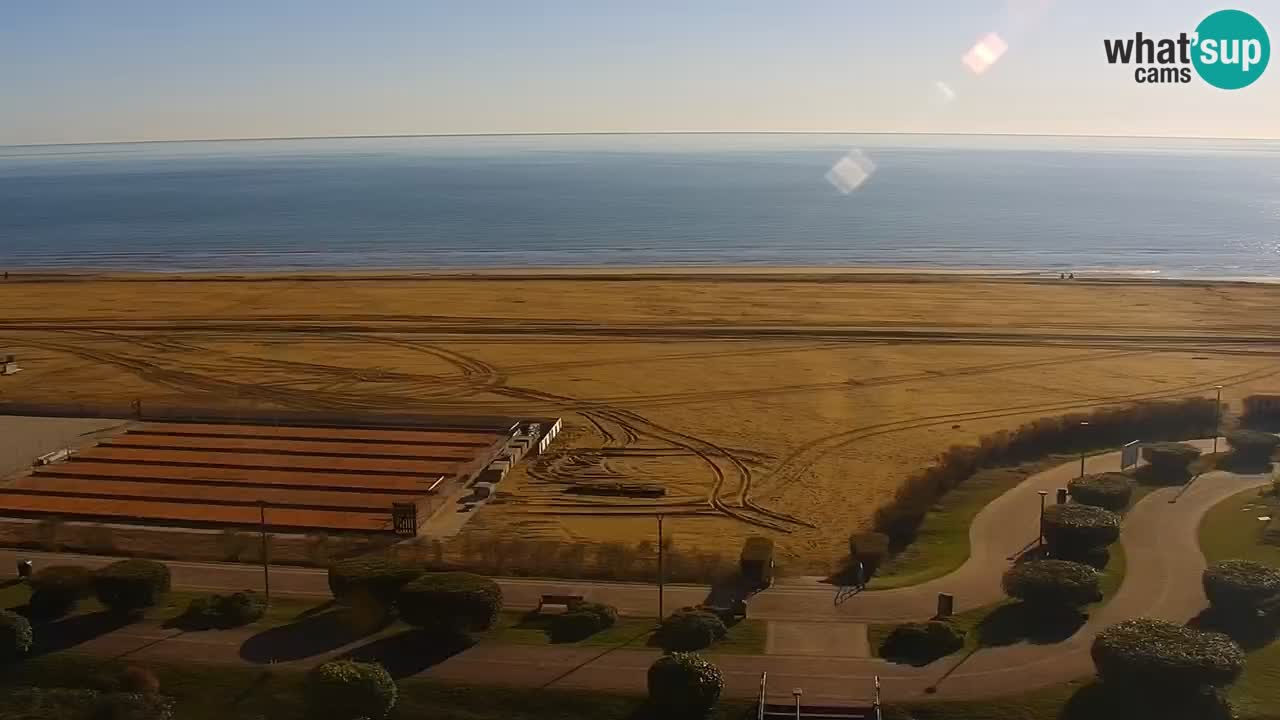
left=1132, top=465, right=1190, bottom=487
left=27, top=611, right=133, bottom=656
left=1189, top=607, right=1279, bottom=651
left=340, top=629, right=473, bottom=678
left=1060, top=681, right=1233, bottom=720
left=1216, top=454, right=1274, bottom=475
left=239, top=607, right=387, bottom=664
left=976, top=603, right=1086, bottom=647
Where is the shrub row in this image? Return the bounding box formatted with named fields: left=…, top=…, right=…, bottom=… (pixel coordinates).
left=1203, top=559, right=1280, bottom=616
left=879, top=620, right=965, bottom=665
left=1042, top=503, right=1121, bottom=561
left=1227, top=430, right=1280, bottom=463
left=305, top=660, right=398, bottom=720
left=872, top=398, right=1217, bottom=546
left=28, top=565, right=93, bottom=619
left=549, top=601, right=618, bottom=642
left=655, top=608, right=728, bottom=651
left=647, top=652, right=724, bottom=719
left=179, top=591, right=266, bottom=630
left=92, top=559, right=171, bottom=614
left=1091, top=618, right=1244, bottom=691
left=397, top=572, right=503, bottom=635
left=1068, top=473, right=1133, bottom=511
left=1002, top=560, right=1102, bottom=609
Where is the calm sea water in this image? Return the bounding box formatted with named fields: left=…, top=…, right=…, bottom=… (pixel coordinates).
left=1, top=134, right=1279, bottom=278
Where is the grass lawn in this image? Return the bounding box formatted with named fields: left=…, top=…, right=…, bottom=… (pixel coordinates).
left=1199, top=486, right=1280, bottom=719
left=870, top=456, right=1073, bottom=590
left=867, top=544, right=1126, bottom=659
left=488, top=610, right=767, bottom=655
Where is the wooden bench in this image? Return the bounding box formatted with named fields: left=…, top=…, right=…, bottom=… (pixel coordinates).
left=537, top=593, right=584, bottom=614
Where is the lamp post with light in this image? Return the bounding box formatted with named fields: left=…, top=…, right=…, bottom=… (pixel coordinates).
left=1213, top=385, right=1224, bottom=455
left=1078, top=421, right=1090, bottom=478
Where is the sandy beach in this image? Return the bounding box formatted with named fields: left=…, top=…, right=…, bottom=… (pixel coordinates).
left=0, top=270, right=1277, bottom=572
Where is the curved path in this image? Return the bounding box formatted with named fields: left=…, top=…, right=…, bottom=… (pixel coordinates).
left=1, top=438, right=1269, bottom=704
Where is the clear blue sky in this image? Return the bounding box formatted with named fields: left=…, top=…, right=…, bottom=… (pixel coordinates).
left=1, top=0, right=1275, bottom=144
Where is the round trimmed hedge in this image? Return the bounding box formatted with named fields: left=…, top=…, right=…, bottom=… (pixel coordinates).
left=1227, top=430, right=1280, bottom=461
left=327, top=557, right=423, bottom=606
left=304, top=660, right=397, bottom=720
left=181, top=591, right=266, bottom=630
left=1203, top=559, right=1280, bottom=615
left=91, top=559, right=171, bottom=614
left=878, top=620, right=964, bottom=665
left=1091, top=618, right=1244, bottom=690
left=28, top=565, right=92, bottom=619
left=549, top=601, right=618, bottom=642
left=0, top=609, right=33, bottom=661
left=1043, top=503, right=1120, bottom=558
left=397, top=572, right=502, bottom=635
left=1142, top=442, right=1203, bottom=470
left=1002, top=560, right=1102, bottom=608
left=655, top=608, right=727, bottom=652
left=647, top=652, right=723, bottom=719
left=1068, top=473, right=1133, bottom=511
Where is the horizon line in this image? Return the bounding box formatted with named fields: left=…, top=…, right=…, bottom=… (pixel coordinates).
left=4, top=129, right=1279, bottom=149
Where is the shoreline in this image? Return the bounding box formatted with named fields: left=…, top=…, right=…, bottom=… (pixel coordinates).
left=2, top=264, right=1276, bottom=286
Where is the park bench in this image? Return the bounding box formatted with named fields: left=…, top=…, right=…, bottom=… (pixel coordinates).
left=537, top=593, right=584, bottom=614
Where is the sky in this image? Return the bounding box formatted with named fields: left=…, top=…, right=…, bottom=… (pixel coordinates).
left=1, top=0, right=1276, bottom=145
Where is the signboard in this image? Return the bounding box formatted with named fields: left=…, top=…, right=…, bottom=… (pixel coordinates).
left=1120, top=440, right=1141, bottom=470
left=392, top=503, right=419, bottom=537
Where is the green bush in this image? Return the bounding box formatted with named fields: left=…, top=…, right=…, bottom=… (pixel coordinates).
left=1141, top=442, right=1203, bottom=482
left=878, top=620, right=965, bottom=665
left=179, top=591, right=266, bottom=630
left=1043, top=503, right=1121, bottom=559
left=397, top=572, right=502, bottom=635
left=91, top=559, right=171, bottom=614
left=1091, top=618, right=1244, bottom=690
left=327, top=557, right=423, bottom=606
left=1068, top=473, right=1133, bottom=511
left=655, top=608, right=728, bottom=651
left=873, top=398, right=1216, bottom=545
left=28, top=565, right=92, bottom=619
left=646, top=652, right=723, bottom=719
left=549, top=601, right=618, bottom=642
left=1203, top=559, right=1280, bottom=615
left=739, top=536, right=774, bottom=588
left=1227, top=430, right=1279, bottom=464
left=0, top=609, right=33, bottom=661
left=304, top=659, right=398, bottom=720
left=1002, top=560, right=1102, bottom=609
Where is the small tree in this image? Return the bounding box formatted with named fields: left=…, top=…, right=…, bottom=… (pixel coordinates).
left=397, top=572, right=502, bottom=635
left=1042, top=504, right=1120, bottom=561
left=1067, top=473, right=1133, bottom=511
left=1141, top=442, right=1203, bottom=484
left=655, top=608, right=727, bottom=651
left=92, top=559, right=171, bottom=615
left=647, top=652, right=723, bottom=719
left=0, top=609, right=33, bottom=661
left=1091, top=618, right=1244, bottom=691
left=28, top=565, right=92, bottom=619
left=1002, top=560, right=1101, bottom=610
left=304, top=660, right=397, bottom=720
left=1227, top=430, right=1279, bottom=466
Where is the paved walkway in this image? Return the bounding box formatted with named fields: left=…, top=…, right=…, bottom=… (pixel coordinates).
left=1, top=438, right=1269, bottom=703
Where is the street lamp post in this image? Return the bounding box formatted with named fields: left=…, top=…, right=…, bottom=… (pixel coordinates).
left=1213, top=385, right=1224, bottom=455
left=656, top=514, right=665, bottom=620
left=258, top=500, right=271, bottom=604
left=1038, top=490, right=1049, bottom=551
left=1078, top=421, right=1091, bottom=478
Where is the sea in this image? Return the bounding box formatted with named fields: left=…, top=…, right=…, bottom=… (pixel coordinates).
left=1, top=133, right=1278, bottom=279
